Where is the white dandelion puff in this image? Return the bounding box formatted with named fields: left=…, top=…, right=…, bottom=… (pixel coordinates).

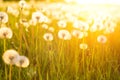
left=0, top=12, right=8, bottom=23
left=29, top=19, right=37, bottom=26
left=0, top=27, right=13, bottom=39
left=97, top=35, right=107, bottom=43
left=73, top=21, right=89, bottom=31
left=57, top=20, right=67, bottom=28
left=19, top=0, right=27, bottom=9
left=43, top=33, right=53, bottom=41
left=42, top=24, right=48, bottom=29
left=58, top=30, right=71, bottom=40
left=15, top=56, right=29, bottom=68
left=48, top=27, right=54, bottom=32
left=2, top=49, right=19, bottom=65
left=79, top=43, right=88, bottom=50
left=72, top=30, right=83, bottom=39
left=32, top=11, right=44, bottom=23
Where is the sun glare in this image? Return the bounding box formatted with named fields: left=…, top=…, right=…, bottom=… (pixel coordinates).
left=68, top=0, right=120, bottom=4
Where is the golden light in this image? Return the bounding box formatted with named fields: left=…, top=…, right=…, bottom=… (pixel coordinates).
left=66, top=0, right=120, bottom=4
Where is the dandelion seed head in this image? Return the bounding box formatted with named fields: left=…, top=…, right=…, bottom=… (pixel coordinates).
left=19, top=0, right=27, bottom=9
left=42, top=24, right=48, bottom=29
left=43, top=33, right=53, bottom=41
left=32, top=11, right=44, bottom=23
left=57, top=20, right=67, bottom=28
left=97, top=35, right=107, bottom=43
left=58, top=30, right=71, bottom=40
left=48, top=27, right=54, bottom=32
left=0, top=27, right=13, bottom=39
left=29, top=19, right=37, bottom=26
left=0, top=12, right=8, bottom=23
left=79, top=43, right=88, bottom=50
left=15, top=56, right=29, bottom=68
left=2, top=49, right=19, bottom=65
left=72, top=30, right=83, bottom=39
left=73, top=21, right=89, bottom=31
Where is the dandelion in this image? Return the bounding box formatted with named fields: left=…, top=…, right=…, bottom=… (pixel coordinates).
left=97, top=35, right=107, bottom=43
left=57, top=20, right=67, bottom=28
left=29, top=19, right=37, bottom=26
left=58, top=30, right=71, bottom=40
left=0, top=27, right=13, bottom=39
left=7, top=6, right=19, bottom=17
left=73, top=21, right=89, bottom=31
left=42, top=24, right=48, bottom=29
left=15, top=56, right=29, bottom=68
left=32, top=11, right=44, bottom=23
left=48, top=27, right=54, bottom=32
left=72, top=30, right=83, bottom=39
left=19, top=19, right=29, bottom=28
left=83, top=32, right=88, bottom=37
left=92, top=22, right=104, bottom=31
left=41, top=16, right=51, bottom=23
left=19, top=0, right=27, bottom=9
left=104, top=27, right=114, bottom=34
left=79, top=43, right=88, bottom=50
left=12, top=9, right=19, bottom=17
left=43, top=33, right=53, bottom=41
left=90, top=26, right=97, bottom=32
left=2, top=49, right=19, bottom=65
left=0, top=12, right=8, bottom=23
left=7, top=6, right=14, bottom=14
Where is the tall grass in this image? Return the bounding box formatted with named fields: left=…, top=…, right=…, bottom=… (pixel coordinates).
left=0, top=1, right=120, bottom=80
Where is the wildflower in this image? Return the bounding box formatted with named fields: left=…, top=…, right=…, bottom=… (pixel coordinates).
left=0, top=12, right=8, bottom=23
left=41, top=16, right=51, bottom=23
left=42, top=24, right=48, bottom=29
left=83, top=32, right=88, bottom=37
left=32, top=11, right=44, bottom=23
left=104, top=27, right=114, bottom=34
left=90, top=26, right=97, bottom=32
left=7, top=6, right=14, bottom=14
left=57, top=20, right=67, bottom=28
left=2, top=49, right=19, bottom=65
left=19, top=19, right=29, bottom=28
left=97, top=35, right=107, bottom=43
left=0, top=27, right=13, bottom=39
left=71, top=30, right=83, bottom=39
left=19, top=0, right=27, bottom=9
left=79, top=43, right=88, bottom=50
left=15, top=56, right=29, bottom=68
left=92, top=22, right=104, bottom=31
left=29, top=19, right=37, bottom=26
left=73, top=21, right=89, bottom=31
left=58, top=30, right=71, bottom=40
left=12, top=9, right=19, bottom=17
left=43, top=33, right=53, bottom=41
left=48, top=27, right=54, bottom=32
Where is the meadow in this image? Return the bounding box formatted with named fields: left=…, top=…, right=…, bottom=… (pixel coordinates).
left=0, top=0, right=120, bottom=80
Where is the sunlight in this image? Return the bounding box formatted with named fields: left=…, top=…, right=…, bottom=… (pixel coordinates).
left=75, top=0, right=120, bottom=4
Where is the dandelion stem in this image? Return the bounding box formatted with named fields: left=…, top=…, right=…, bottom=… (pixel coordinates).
left=9, top=65, right=12, bottom=80
left=35, top=23, right=41, bottom=79
left=82, top=34, right=85, bottom=79
left=4, top=39, right=7, bottom=80
left=18, top=67, right=21, bottom=80
left=4, top=39, right=6, bottom=52
left=75, top=39, right=79, bottom=80
left=47, top=71, right=49, bottom=80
